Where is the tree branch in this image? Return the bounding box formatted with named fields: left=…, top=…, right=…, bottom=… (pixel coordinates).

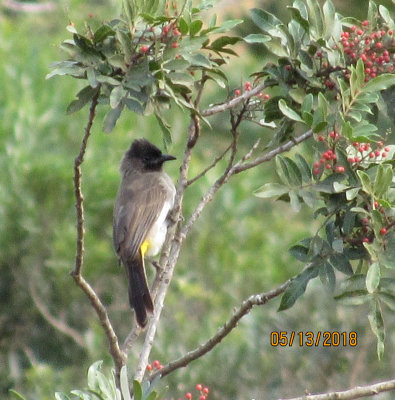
left=133, top=115, right=199, bottom=381
left=182, top=129, right=312, bottom=239
left=70, top=89, right=126, bottom=371
left=149, top=279, right=291, bottom=381
left=279, top=378, right=395, bottom=400
left=201, top=81, right=266, bottom=117
left=29, top=280, right=86, bottom=349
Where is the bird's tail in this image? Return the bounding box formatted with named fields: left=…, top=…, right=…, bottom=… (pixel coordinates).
left=126, top=255, right=154, bottom=327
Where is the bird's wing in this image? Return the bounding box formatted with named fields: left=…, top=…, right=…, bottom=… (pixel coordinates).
left=113, top=176, right=170, bottom=261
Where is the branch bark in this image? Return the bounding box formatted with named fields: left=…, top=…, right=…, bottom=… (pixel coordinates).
left=279, top=378, right=395, bottom=400
left=149, top=279, right=291, bottom=381
left=70, top=89, right=126, bottom=371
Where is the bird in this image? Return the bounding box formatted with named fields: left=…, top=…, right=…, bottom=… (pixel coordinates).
left=113, top=138, right=176, bottom=327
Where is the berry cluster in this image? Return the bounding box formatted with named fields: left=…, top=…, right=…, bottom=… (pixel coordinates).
left=313, top=131, right=345, bottom=175
left=348, top=141, right=389, bottom=164
left=234, top=81, right=270, bottom=100
left=340, top=20, right=394, bottom=81
left=185, top=384, right=210, bottom=400
left=146, top=359, right=163, bottom=371
left=139, top=21, right=182, bottom=55
left=359, top=206, right=390, bottom=244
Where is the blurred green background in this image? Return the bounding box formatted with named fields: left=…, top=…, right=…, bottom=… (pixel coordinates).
left=0, top=1, right=393, bottom=399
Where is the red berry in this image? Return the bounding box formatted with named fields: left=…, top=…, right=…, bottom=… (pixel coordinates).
left=325, top=164, right=332, bottom=170
left=389, top=30, right=393, bottom=35
left=362, top=218, right=369, bottom=225
left=384, top=146, right=390, bottom=152
left=146, top=364, right=153, bottom=371
left=244, top=81, right=252, bottom=90
left=313, top=168, right=320, bottom=175
left=362, top=20, right=369, bottom=26
left=196, top=384, right=203, bottom=391
left=351, top=26, right=356, bottom=32
left=234, top=89, right=241, bottom=96
left=141, top=45, right=149, bottom=53
left=369, top=152, right=375, bottom=158
left=285, top=65, right=291, bottom=71
left=203, top=388, right=209, bottom=395
left=313, top=162, right=320, bottom=168
left=377, top=141, right=384, bottom=147
left=329, top=131, right=336, bottom=138
left=376, top=42, right=383, bottom=48
left=172, top=42, right=179, bottom=48
left=186, top=393, right=192, bottom=400
left=374, top=150, right=380, bottom=157
left=382, top=152, right=388, bottom=158
left=348, top=157, right=355, bottom=163
left=374, top=201, right=379, bottom=208
left=153, top=360, right=160, bottom=367
left=357, top=29, right=363, bottom=35
left=380, top=228, right=387, bottom=235
left=263, top=94, right=270, bottom=100
left=335, top=166, right=345, bottom=173
left=200, top=396, right=206, bottom=400
left=362, top=237, right=370, bottom=243
left=316, top=51, right=322, bottom=57
left=355, top=156, right=361, bottom=163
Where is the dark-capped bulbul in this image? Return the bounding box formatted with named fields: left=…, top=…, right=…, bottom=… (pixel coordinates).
left=113, top=138, right=176, bottom=327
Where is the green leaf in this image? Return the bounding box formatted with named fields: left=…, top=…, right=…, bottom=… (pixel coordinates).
left=190, top=20, right=203, bottom=36
left=306, top=0, right=324, bottom=38
left=66, top=86, right=99, bottom=115
left=179, top=17, right=189, bottom=35
left=289, top=244, right=310, bottom=262
left=9, top=390, right=27, bottom=400
left=278, top=99, right=303, bottom=122
left=55, top=393, right=71, bottom=400
left=243, top=33, right=271, bottom=43
left=93, top=25, right=115, bottom=43
left=87, top=361, right=102, bottom=391
left=124, top=98, right=144, bottom=114
left=206, top=19, right=243, bottom=34
left=366, top=262, right=380, bottom=293
left=332, top=238, right=343, bottom=253
left=295, top=154, right=312, bottom=183
left=183, top=53, right=211, bottom=68
left=378, top=5, right=394, bottom=26
left=381, top=231, right=395, bottom=269
left=301, top=93, right=313, bottom=114
left=362, top=74, right=395, bottom=93
left=120, top=366, right=131, bottom=400
left=312, top=120, right=328, bottom=133
left=287, top=6, right=309, bottom=32
left=374, top=164, right=393, bottom=198
left=110, top=85, right=127, bottom=109
left=342, top=210, right=356, bottom=235
left=368, top=298, right=385, bottom=360
left=155, top=114, right=172, bottom=147
left=254, top=183, right=289, bottom=198
left=103, top=103, right=124, bottom=133
left=289, top=190, right=301, bottom=212
left=163, top=59, right=191, bottom=71
left=210, top=36, right=242, bottom=50
left=319, top=262, right=336, bottom=292
left=317, top=92, right=328, bottom=119
left=330, top=253, right=353, bottom=275
left=278, top=265, right=318, bottom=310
left=323, top=0, right=336, bottom=38
left=334, top=274, right=368, bottom=300
left=133, top=380, right=143, bottom=400
left=357, top=170, right=372, bottom=195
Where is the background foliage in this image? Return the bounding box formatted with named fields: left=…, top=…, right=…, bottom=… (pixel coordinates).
left=0, top=1, right=394, bottom=399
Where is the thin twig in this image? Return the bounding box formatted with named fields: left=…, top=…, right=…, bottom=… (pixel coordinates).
left=70, top=88, right=126, bottom=370
left=29, top=280, right=86, bottom=348
left=279, top=378, right=395, bottom=400
left=187, top=142, right=233, bottom=186
left=72, top=88, right=100, bottom=277
left=149, top=279, right=291, bottom=381
left=182, top=129, right=313, bottom=238
left=201, top=82, right=266, bottom=117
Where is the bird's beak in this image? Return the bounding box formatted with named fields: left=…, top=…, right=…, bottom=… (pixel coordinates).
left=161, top=154, right=176, bottom=162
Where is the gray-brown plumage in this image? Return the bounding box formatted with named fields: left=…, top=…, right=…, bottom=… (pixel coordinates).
left=113, top=139, right=176, bottom=327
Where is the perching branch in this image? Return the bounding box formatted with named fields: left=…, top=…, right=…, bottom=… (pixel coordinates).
left=149, top=279, right=291, bottom=381
left=70, top=89, right=126, bottom=371
left=133, top=114, right=199, bottom=382
left=279, top=378, right=395, bottom=400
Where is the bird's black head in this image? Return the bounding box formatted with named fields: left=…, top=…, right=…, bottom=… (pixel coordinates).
left=127, top=138, right=176, bottom=171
